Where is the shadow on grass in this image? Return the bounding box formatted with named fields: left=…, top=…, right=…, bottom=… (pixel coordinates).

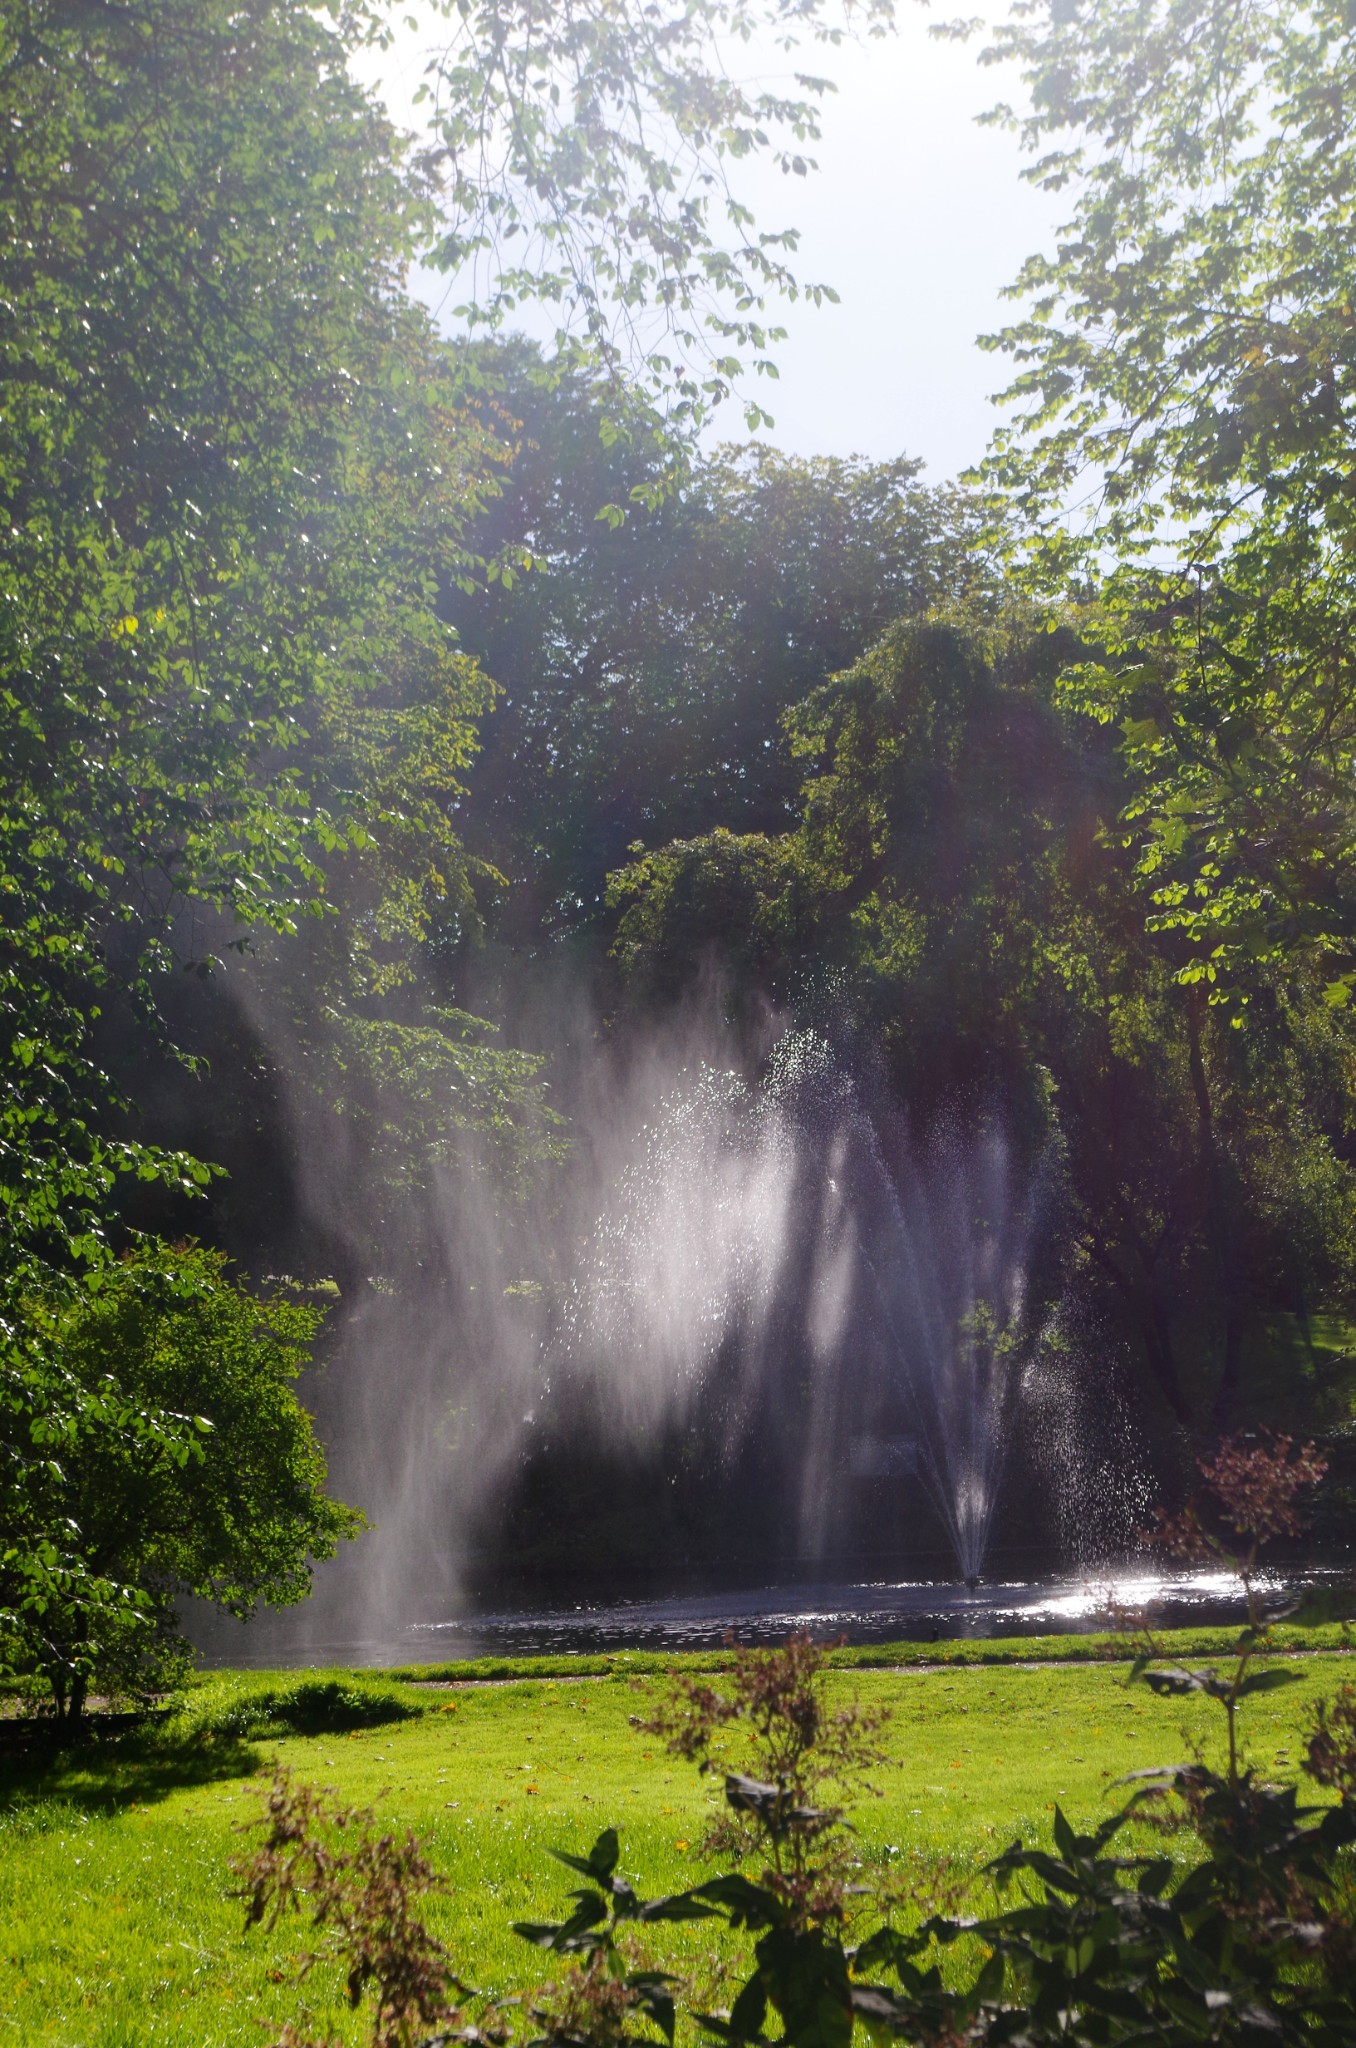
left=0, top=1674, right=424, bottom=1820
left=0, top=1717, right=265, bottom=1818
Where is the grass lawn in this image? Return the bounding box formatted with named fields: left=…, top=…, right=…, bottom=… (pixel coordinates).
left=1, top=1641, right=1350, bottom=2046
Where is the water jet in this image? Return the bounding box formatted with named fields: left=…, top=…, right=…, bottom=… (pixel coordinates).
left=557, top=1026, right=1065, bottom=1585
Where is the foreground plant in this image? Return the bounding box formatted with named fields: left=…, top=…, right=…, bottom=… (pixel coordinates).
left=499, top=1638, right=888, bottom=2048
left=512, top=1823, right=716, bottom=2048
left=243, top=1603, right=1356, bottom=2046
left=234, top=1772, right=465, bottom=2048
left=646, top=1639, right=885, bottom=2048
left=863, top=1435, right=1356, bottom=2044
left=639, top=1633, right=888, bottom=1933
left=870, top=1697, right=1356, bottom=2045
left=1124, top=1430, right=1330, bottom=1788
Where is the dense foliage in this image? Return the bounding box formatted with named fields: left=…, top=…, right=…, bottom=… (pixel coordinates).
left=977, top=0, right=1356, bottom=1008
left=445, top=352, right=994, bottom=938
left=604, top=610, right=1356, bottom=1430
left=0, top=0, right=521, bottom=1709
left=2, top=1245, right=359, bottom=1722
left=0, top=0, right=507, bottom=1297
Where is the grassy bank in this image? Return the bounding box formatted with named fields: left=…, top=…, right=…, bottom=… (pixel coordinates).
left=378, top=1619, right=1356, bottom=1685
left=1, top=1637, right=1350, bottom=2045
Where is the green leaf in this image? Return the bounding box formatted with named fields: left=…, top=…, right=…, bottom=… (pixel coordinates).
left=727, top=1971, right=769, bottom=2042
left=690, top=1874, right=786, bottom=1931
left=551, top=1826, right=621, bottom=1883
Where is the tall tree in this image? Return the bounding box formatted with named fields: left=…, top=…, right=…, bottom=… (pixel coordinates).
left=0, top=0, right=518, bottom=1698
left=0, top=0, right=508, bottom=1302
left=3, top=0, right=902, bottom=1658
left=3, top=0, right=895, bottom=1293
left=980, top=0, right=1356, bottom=1012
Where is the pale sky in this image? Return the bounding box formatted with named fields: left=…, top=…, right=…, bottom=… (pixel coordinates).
left=686, top=10, right=1063, bottom=478
left=362, top=6, right=1063, bottom=483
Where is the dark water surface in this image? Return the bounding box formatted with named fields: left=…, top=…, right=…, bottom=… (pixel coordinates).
left=188, top=1565, right=1346, bottom=1670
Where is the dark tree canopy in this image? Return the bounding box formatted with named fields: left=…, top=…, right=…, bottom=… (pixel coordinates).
left=608, top=611, right=1356, bottom=1429
left=445, top=349, right=995, bottom=940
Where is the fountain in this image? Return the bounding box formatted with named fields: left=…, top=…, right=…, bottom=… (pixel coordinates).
left=189, top=1017, right=1164, bottom=1672
left=557, top=1027, right=1061, bottom=1584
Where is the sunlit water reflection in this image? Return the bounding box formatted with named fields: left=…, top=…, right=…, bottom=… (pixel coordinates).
left=190, top=1565, right=1342, bottom=1670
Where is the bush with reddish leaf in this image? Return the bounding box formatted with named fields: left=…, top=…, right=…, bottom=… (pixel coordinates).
left=233, top=1772, right=464, bottom=2048
left=637, top=1633, right=887, bottom=1933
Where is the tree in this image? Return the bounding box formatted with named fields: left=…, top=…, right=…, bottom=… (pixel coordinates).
left=4, top=0, right=897, bottom=1661
left=607, top=612, right=1356, bottom=1431
left=1, top=0, right=917, bottom=1294
left=1, top=1244, right=360, bottom=1722
left=0, top=0, right=508, bottom=1309
left=377, top=0, right=896, bottom=438
left=0, top=0, right=527, bottom=1699
left=608, top=828, right=810, bottom=1013
left=447, top=346, right=993, bottom=943
left=979, top=0, right=1356, bottom=1011
left=609, top=613, right=1092, bottom=1093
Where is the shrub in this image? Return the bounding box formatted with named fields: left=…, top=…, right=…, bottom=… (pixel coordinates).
left=189, top=1675, right=420, bottom=1744
left=233, top=1772, right=459, bottom=2048
left=3, top=1246, right=362, bottom=1725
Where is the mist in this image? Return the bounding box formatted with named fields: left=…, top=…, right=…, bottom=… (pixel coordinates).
left=185, top=961, right=1150, bottom=1665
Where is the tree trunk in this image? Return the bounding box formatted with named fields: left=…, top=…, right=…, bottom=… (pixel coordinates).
left=1144, top=1292, right=1195, bottom=1429
left=1084, top=1228, right=1194, bottom=1425
left=1185, top=990, right=1244, bottom=1430
left=55, top=1672, right=87, bottom=1733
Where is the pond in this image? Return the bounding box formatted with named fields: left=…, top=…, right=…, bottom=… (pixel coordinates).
left=188, top=1563, right=1343, bottom=1669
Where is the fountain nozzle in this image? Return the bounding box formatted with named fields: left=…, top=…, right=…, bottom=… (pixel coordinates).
left=964, top=1573, right=980, bottom=1590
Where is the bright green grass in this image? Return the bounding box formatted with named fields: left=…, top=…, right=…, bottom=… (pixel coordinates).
left=379, top=1621, right=1356, bottom=1684
left=1, top=1648, right=1350, bottom=2046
